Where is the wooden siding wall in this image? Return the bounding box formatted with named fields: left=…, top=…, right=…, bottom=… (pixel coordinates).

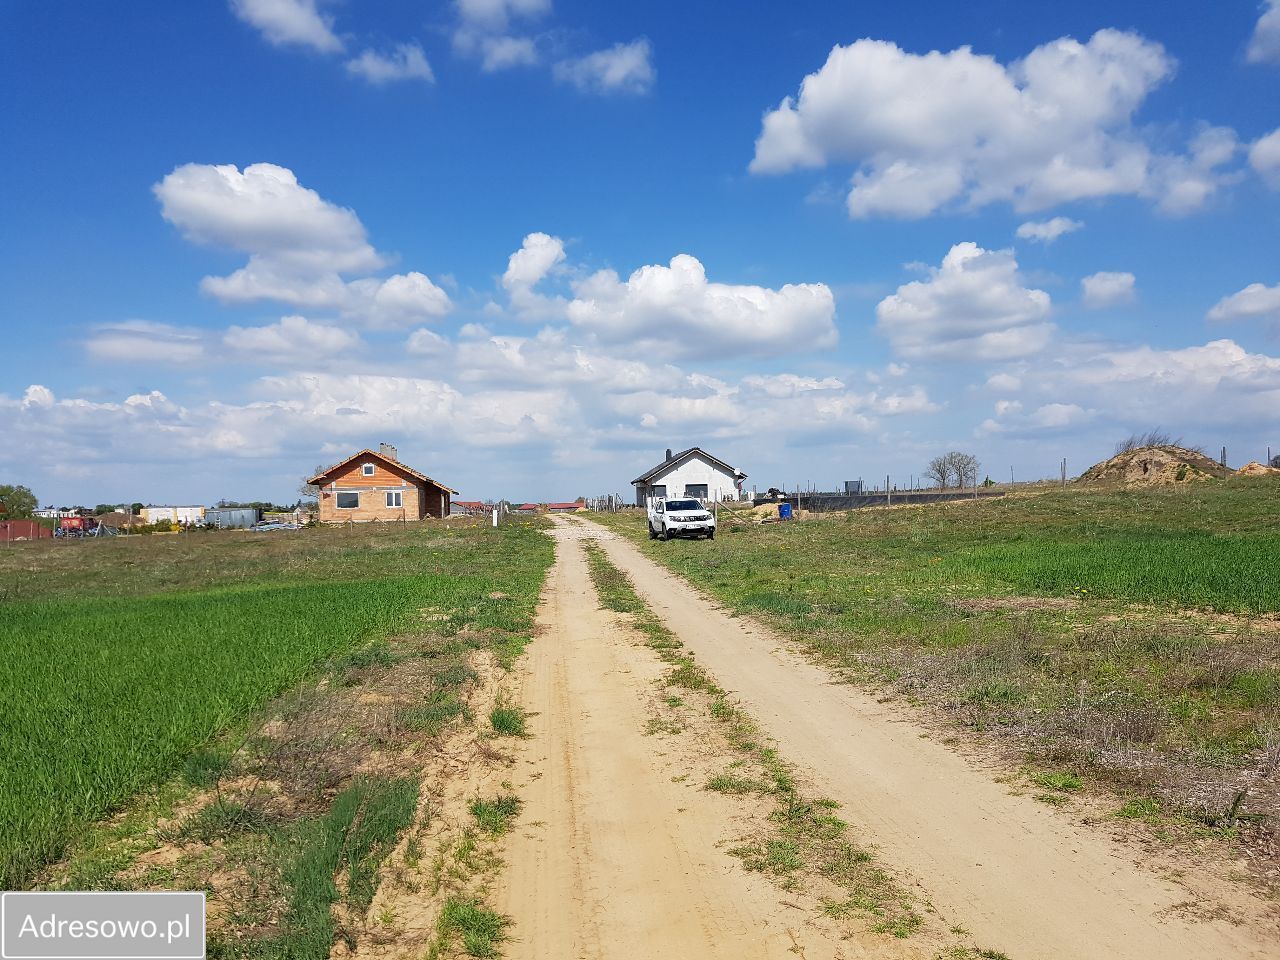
left=316, top=458, right=449, bottom=522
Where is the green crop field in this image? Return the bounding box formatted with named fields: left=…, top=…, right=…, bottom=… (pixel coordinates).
left=594, top=478, right=1280, bottom=826
left=0, top=522, right=553, bottom=891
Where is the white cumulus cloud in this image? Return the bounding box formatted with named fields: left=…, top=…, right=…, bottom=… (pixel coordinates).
left=1081, top=271, right=1137, bottom=308
left=452, top=0, right=549, bottom=70
left=875, top=243, right=1052, bottom=360
left=224, top=315, right=362, bottom=363
left=230, top=0, right=343, bottom=53
left=566, top=253, right=837, bottom=360
left=85, top=321, right=207, bottom=364
left=502, top=232, right=568, bottom=320
left=345, top=273, right=453, bottom=328
left=455, top=0, right=550, bottom=33
left=154, top=162, right=450, bottom=325
left=1249, top=127, right=1280, bottom=187
left=155, top=162, right=380, bottom=275
left=554, top=39, right=655, bottom=95
left=345, top=43, right=434, bottom=84
left=1207, top=282, right=1280, bottom=324
left=1016, top=217, right=1083, bottom=243
left=476, top=36, right=539, bottom=71
left=751, top=30, right=1237, bottom=218
left=406, top=328, right=452, bottom=357
left=979, top=401, right=1093, bottom=437
left=503, top=232, right=566, bottom=289
left=981, top=339, right=1280, bottom=439
left=1248, top=1, right=1280, bottom=64
left=1050, top=340, right=1280, bottom=427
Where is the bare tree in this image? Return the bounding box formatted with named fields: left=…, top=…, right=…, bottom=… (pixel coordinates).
left=945, top=451, right=981, bottom=488
left=925, top=455, right=950, bottom=489
left=298, top=464, right=327, bottom=501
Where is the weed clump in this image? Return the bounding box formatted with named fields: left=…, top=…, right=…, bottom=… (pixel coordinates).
left=488, top=704, right=526, bottom=737
left=401, top=691, right=467, bottom=736
left=437, top=897, right=508, bottom=957
left=469, top=795, right=523, bottom=835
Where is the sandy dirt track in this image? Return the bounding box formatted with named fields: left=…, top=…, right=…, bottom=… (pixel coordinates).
left=494, top=524, right=905, bottom=959
left=580, top=518, right=1279, bottom=960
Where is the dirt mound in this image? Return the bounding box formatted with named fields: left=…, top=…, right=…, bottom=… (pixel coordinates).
left=1236, top=461, right=1280, bottom=477
left=1078, top=445, right=1229, bottom=486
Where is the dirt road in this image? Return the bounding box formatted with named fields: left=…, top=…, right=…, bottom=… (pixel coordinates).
left=494, top=523, right=903, bottom=959
left=576, top=518, right=1278, bottom=960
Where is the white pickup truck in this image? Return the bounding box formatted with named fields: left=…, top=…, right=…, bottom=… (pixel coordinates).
left=647, top=498, right=716, bottom=541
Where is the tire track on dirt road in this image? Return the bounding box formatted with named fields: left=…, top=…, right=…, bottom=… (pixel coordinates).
left=494, top=522, right=915, bottom=959
left=583, top=517, right=1279, bottom=960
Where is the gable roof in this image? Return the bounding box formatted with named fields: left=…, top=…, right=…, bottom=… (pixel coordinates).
left=309, top=449, right=458, bottom=494
left=631, top=447, right=746, bottom=485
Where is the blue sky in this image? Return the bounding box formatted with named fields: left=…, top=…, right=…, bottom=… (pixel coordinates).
left=2, top=1, right=1278, bottom=506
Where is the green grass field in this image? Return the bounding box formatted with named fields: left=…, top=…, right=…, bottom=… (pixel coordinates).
left=0, top=522, right=552, bottom=891
left=594, top=478, right=1280, bottom=825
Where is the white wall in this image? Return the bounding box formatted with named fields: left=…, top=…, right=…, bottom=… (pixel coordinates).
left=636, top=451, right=741, bottom=504
left=143, top=506, right=206, bottom=524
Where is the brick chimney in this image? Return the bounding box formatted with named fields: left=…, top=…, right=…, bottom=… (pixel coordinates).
left=665, top=448, right=673, bottom=462
left=379, top=442, right=398, bottom=462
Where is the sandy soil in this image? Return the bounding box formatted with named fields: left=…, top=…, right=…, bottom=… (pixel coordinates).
left=578, top=518, right=1280, bottom=960
left=343, top=650, right=521, bottom=959
left=493, top=523, right=908, bottom=959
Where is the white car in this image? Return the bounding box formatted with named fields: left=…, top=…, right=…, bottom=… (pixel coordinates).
left=647, top=498, right=716, bottom=541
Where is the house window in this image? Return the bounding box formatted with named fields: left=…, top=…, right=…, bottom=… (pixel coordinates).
left=684, top=484, right=708, bottom=499
left=362, top=464, right=375, bottom=476
left=386, top=491, right=403, bottom=508
left=650, top=485, right=667, bottom=499
left=335, top=492, right=359, bottom=509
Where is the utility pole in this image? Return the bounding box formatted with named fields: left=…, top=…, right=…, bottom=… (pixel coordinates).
left=1220, top=446, right=1227, bottom=469
left=886, top=474, right=891, bottom=506
left=1061, top=458, right=1067, bottom=491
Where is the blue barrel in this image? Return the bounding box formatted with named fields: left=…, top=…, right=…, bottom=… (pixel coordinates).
left=779, top=503, right=793, bottom=520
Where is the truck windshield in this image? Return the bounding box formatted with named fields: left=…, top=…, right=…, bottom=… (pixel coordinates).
left=664, top=499, right=702, bottom=511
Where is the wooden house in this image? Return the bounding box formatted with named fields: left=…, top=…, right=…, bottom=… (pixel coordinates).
left=309, top=444, right=456, bottom=523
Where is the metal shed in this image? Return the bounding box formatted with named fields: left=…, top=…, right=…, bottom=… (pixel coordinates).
left=204, top=507, right=262, bottom=529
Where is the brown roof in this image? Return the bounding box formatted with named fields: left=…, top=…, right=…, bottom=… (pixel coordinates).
left=309, top=449, right=458, bottom=494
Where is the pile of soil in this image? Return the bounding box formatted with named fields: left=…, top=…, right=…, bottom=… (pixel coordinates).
left=1236, top=461, right=1280, bottom=477
left=1078, top=445, right=1230, bottom=486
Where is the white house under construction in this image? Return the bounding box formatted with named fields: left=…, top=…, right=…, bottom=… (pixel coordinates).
left=631, top=447, right=746, bottom=506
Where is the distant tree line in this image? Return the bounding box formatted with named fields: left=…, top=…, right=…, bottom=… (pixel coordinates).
left=215, top=499, right=303, bottom=513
